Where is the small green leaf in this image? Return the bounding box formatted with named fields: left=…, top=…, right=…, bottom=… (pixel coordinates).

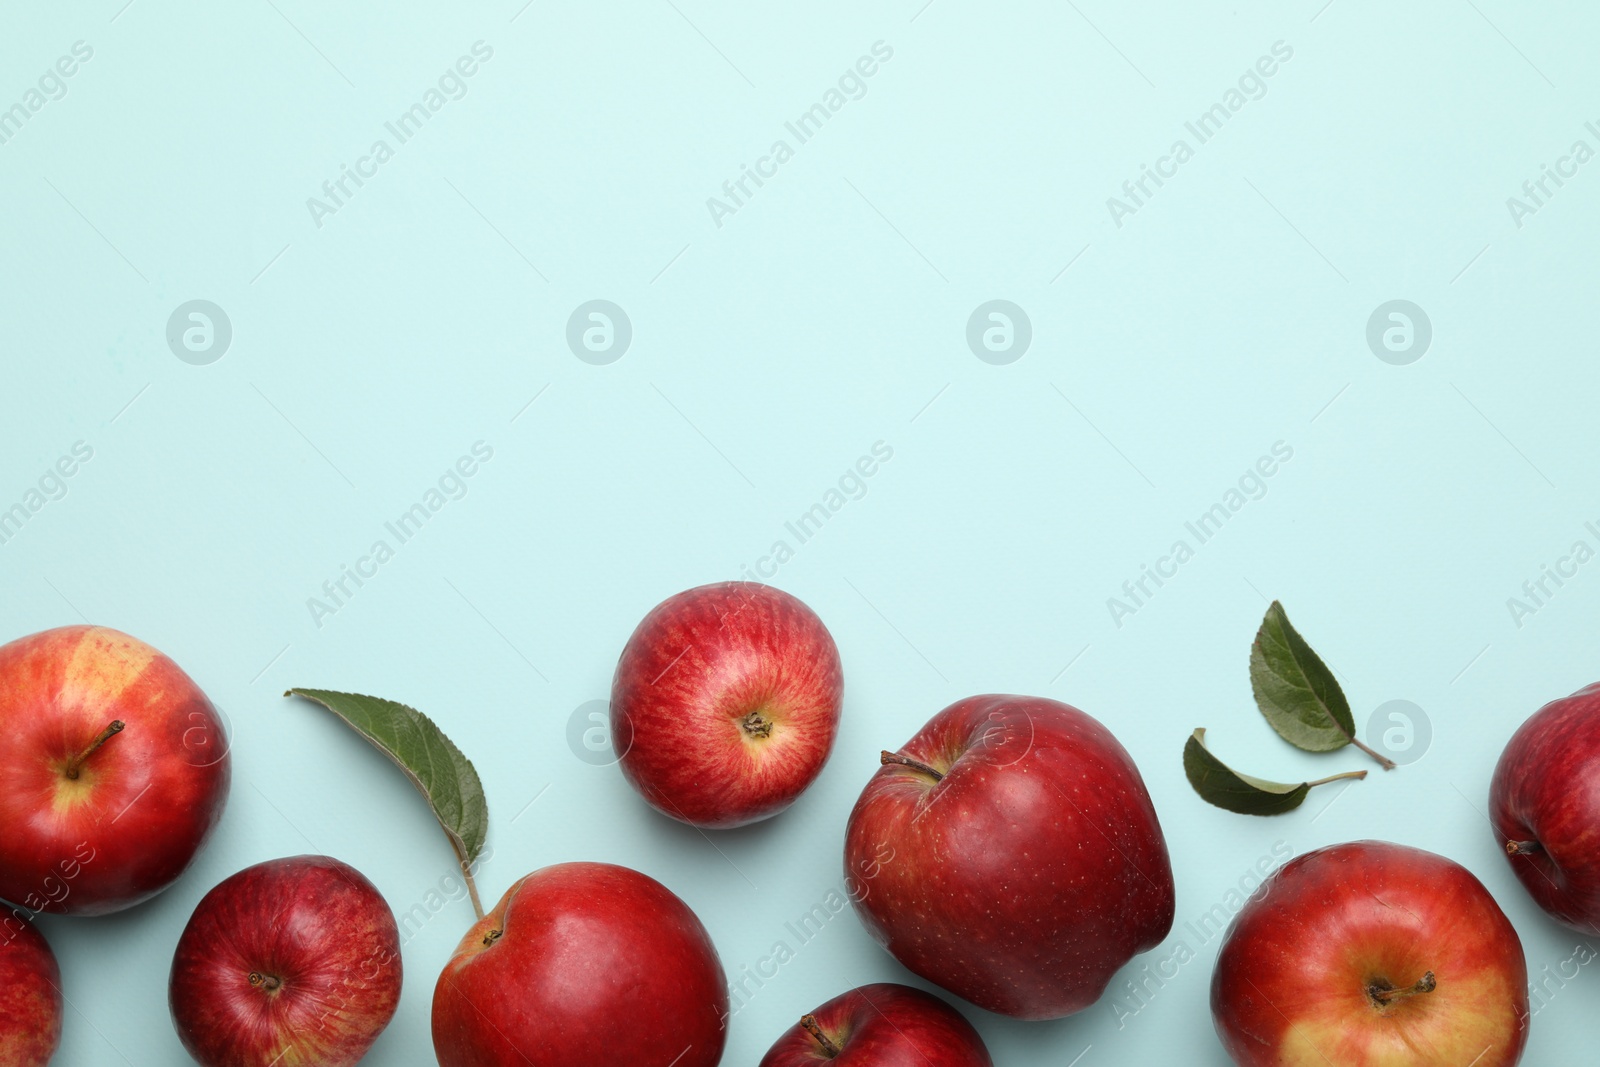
left=286, top=688, right=488, bottom=865
left=1184, top=729, right=1368, bottom=816
left=1250, top=601, right=1394, bottom=770
left=1184, top=729, right=1311, bottom=815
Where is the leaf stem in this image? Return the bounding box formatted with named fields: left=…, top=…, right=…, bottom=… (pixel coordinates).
left=461, top=858, right=485, bottom=922
left=1306, top=769, right=1368, bottom=788
left=1351, top=737, right=1397, bottom=772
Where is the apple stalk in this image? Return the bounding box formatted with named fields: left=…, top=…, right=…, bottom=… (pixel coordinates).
left=799, top=1015, right=841, bottom=1057
left=880, top=750, right=943, bottom=781
left=1368, top=971, right=1436, bottom=1005
left=64, top=719, right=124, bottom=780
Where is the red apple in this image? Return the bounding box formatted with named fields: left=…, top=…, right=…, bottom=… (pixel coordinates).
left=169, top=855, right=402, bottom=1067
left=0, top=625, right=231, bottom=915
left=1211, top=840, right=1529, bottom=1066
left=844, top=694, right=1175, bottom=1020
left=758, top=983, right=991, bottom=1067
left=1490, top=682, right=1600, bottom=934
left=432, top=862, right=727, bottom=1066
left=611, top=582, right=843, bottom=828
left=0, top=912, right=62, bottom=1066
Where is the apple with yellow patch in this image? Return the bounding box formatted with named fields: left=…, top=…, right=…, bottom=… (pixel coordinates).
left=1211, top=840, right=1529, bottom=1066
left=0, top=625, right=231, bottom=915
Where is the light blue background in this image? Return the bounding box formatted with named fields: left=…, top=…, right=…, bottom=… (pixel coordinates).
left=4, top=1, right=1598, bottom=1063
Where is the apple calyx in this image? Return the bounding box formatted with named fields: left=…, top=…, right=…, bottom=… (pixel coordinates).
left=63, top=719, right=125, bottom=780
left=1367, top=971, right=1436, bottom=1007
left=1505, top=839, right=1542, bottom=856
left=740, top=710, right=774, bottom=740
left=248, top=972, right=284, bottom=994
left=481, top=928, right=503, bottom=949
left=880, top=750, right=944, bottom=782
left=799, top=1014, right=841, bottom=1058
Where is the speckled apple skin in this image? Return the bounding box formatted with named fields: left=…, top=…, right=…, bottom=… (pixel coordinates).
left=758, top=983, right=992, bottom=1067
left=1491, top=682, right=1600, bottom=934
left=844, top=694, right=1176, bottom=1020
left=432, top=862, right=728, bottom=1067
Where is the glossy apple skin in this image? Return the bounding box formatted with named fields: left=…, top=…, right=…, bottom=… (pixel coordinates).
left=433, top=862, right=728, bottom=1066
left=0, top=626, right=231, bottom=915
left=1212, top=841, right=1529, bottom=1067
left=844, top=694, right=1175, bottom=1020
left=758, top=983, right=991, bottom=1067
left=0, top=913, right=62, bottom=1066
left=170, top=855, right=402, bottom=1067
left=611, top=582, right=843, bottom=828
left=1490, top=682, right=1600, bottom=934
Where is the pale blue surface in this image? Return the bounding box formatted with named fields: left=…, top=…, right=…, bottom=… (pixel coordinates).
left=3, top=2, right=1597, bottom=1063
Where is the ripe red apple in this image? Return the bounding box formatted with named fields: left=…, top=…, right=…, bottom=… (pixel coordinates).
left=611, top=582, right=843, bottom=828
left=758, top=983, right=991, bottom=1067
left=0, top=913, right=62, bottom=1066
left=433, top=862, right=728, bottom=1066
left=1211, top=840, right=1529, bottom=1066
left=1490, top=681, right=1600, bottom=934
left=0, top=625, right=231, bottom=915
left=844, top=694, right=1175, bottom=1020
left=170, top=855, right=402, bottom=1067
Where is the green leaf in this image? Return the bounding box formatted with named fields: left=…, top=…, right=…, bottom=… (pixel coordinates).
left=1184, top=729, right=1369, bottom=817
left=1183, top=729, right=1313, bottom=815
left=286, top=689, right=489, bottom=865
left=1249, top=601, right=1393, bottom=769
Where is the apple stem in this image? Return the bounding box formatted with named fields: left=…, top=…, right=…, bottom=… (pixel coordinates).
left=249, top=972, right=283, bottom=993
left=64, top=720, right=125, bottom=780
left=880, top=750, right=944, bottom=782
left=800, top=1015, right=841, bottom=1058
left=1369, top=971, right=1436, bottom=1004
left=1352, top=737, right=1397, bottom=772
left=1506, top=840, right=1543, bottom=857
left=1305, top=769, right=1368, bottom=788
